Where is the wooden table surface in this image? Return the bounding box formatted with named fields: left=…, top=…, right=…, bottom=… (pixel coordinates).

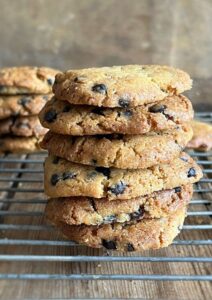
left=0, top=0, right=212, bottom=299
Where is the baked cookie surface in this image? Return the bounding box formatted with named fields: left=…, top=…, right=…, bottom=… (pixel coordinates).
left=187, top=120, right=212, bottom=151
left=46, top=184, right=192, bottom=226
left=0, top=66, right=59, bottom=94
left=53, top=65, right=192, bottom=107
left=44, top=153, right=202, bottom=199
left=0, top=136, right=43, bottom=153
left=41, top=124, right=193, bottom=169
left=39, top=95, right=193, bottom=135
left=58, top=207, right=186, bottom=251
left=0, top=94, right=52, bottom=120
left=0, top=116, right=47, bottom=137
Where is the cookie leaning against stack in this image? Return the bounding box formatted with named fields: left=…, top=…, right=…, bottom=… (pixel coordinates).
left=0, top=66, right=59, bottom=153
left=39, top=65, right=203, bottom=252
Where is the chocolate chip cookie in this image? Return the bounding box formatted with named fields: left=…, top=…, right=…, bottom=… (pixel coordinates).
left=0, top=136, right=43, bottom=153
left=187, top=120, right=212, bottom=151
left=46, top=184, right=192, bottom=226
left=0, top=116, right=48, bottom=137
left=44, top=153, right=202, bottom=199
left=41, top=124, right=192, bottom=169
left=0, top=66, right=59, bottom=95
left=53, top=65, right=192, bottom=107
left=0, top=94, right=52, bottom=120
left=57, top=207, right=186, bottom=251
left=39, top=95, right=193, bottom=135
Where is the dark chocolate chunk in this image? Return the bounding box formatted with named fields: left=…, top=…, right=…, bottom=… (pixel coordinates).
left=180, top=156, right=188, bottom=162
left=18, top=97, right=31, bottom=108
left=47, top=78, right=54, bottom=85
left=126, top=243, right=135, bottom=252
left=51, top=174, right=60, bottom=186
left=62, top=172, right=77, bottom=180
left=52, top=156, right=60, bottom=164
left=92, top=84, right=107, bottom=94
left=90, top=198, right=97, bottom=212
left=103, top=215, right=116, bottom=224
left=174, top=186, right=181, bottom=193
left=130, top=206, right=144, bottom=220
left=149, top=104, right=167, bottom=113
left=44, top=110, right=57, bottom=123
left=118, top=98, right=130, bottom=108
left=62, top=105, right=71, bottom=113
left=91, top=107, right=105, bottom=116
left=188, top=168, right=196, bottom=178
left=109, top=181, right=126, bottom=196
left=95, top=167, right=111, bottom=178
left=74, top=76, right=86, bottom=83
left=102, top=239, right=117, bottom=250
left=123, top=110, right=133, bottom=117
left=91, top=159, right=97, bottom=165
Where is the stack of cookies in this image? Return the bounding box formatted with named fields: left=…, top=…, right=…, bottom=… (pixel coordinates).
left=39, top=65, right=203, bottom=252
left=0, top=66, right=58, bottom=153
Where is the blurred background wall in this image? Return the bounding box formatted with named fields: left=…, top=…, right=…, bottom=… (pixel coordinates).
left=0, top=0, right=211, bottom=108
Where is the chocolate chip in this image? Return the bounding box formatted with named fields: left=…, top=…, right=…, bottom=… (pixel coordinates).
left=51, top=174, right=60, bottom=186
left=52, top=156, right=60, bottom=164
left=180, top=156, right=188, bottom=162
left=149, top=104, right=167, bottom=113
left=86, top=171, right=97, bottom=180
left=123, top=110, right=133, bottom=117
left=91, top=159, right=97, bottom=165
left=130, top=206, right=144, bottom=220
left=18, top=97, right=31, bottom=108
left=62, top=105, right=71, bottom=113
left=47, top=78, right=54, bottom=85
left=188, top=168, right=196, bottom=178
left=90, top=199, right=97, bottom=212
left=118, top=98, right=130, bottom=108
left=102, top=239, right=117, bottom=250
left=174, top=186, right=181, bottom=193
left=109, top=181, right=126, bottom=196
left=74, top=76, right=86, bottom=83
left=126, top=243, right=135, bottom=252
left=92, top=84, right=107, bottom=94
left=91, top=107, right=105, bottom=116
left=62, top=172, right=77, bottom=180
left=103, top=215, right=116, bottom=224
left=44, top=110, right=57, bottom=123
left=95, top=167, right=111, bottom=178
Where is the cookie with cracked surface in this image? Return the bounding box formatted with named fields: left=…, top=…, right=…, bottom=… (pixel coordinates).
left=46, top=184, right=192, bottom=226
left=0, top=66, right=59, bottom=95
left=57, top=207, right=186, bottom=251
left=39, top=95, right=193, bottom=135
left=0, top=116, right=48, bottom=137
left=53, top=65, right=192, bottom=108
left=41, top=124, right=193, bottom=169
left=187, top=120, right=212, bottom=151
left=0, top=94, right=52, bottom=120
left=44, top=153, right=202, bottom=199
left=0, top=136, right=43, bottom=153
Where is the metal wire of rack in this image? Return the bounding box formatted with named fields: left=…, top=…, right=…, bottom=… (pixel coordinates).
left=0, top=113, right=211, bottom=283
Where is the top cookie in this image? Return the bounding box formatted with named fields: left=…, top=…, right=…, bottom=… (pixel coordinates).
left=0, top=66, right=59, bottom=95
left=187, top=120, right=212, bottom=151
left=53, top=65, right=192, bottom=107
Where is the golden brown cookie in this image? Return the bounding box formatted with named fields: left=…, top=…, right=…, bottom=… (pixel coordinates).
left=0, top=116, right=47, bottom=137
left=44, top=153, right=202, bottom=199
left=53, top=65, right=192, bottom=108
left=0, top=66, right=59, bottom=94
left=0, top=136, right=43, bottom=153
left=46, top=184, right=192, bottom=226
left=187, top=120, right=212, bottom=151
left=58, top=207, right=186, bottom=251
left=39, top=95, right=193, bottom=135
left=0, top=94, right=52, bottom=120
left=40, top=125, right=193, bottom=169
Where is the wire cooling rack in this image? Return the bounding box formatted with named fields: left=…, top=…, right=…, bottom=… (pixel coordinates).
left=0, top=113, right=211, bottom=282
